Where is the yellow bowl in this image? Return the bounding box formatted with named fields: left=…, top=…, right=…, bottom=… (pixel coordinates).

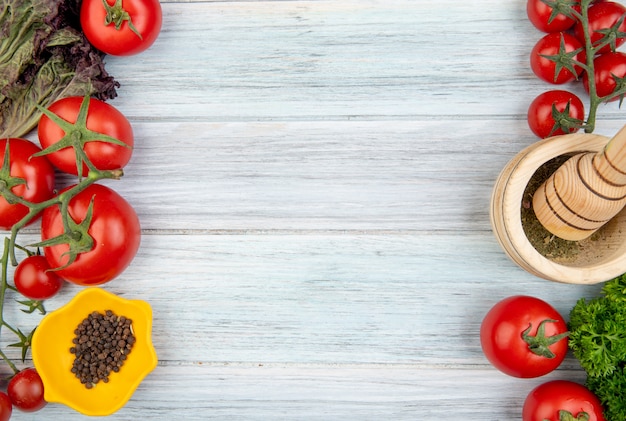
left=32, top=287, right=158, bottom=416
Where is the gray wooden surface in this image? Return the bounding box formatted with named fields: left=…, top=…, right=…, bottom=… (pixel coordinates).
left=5, top=0, right=626, bottom=419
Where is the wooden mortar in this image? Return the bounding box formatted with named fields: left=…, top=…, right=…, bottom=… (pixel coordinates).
left=490, top=132, right=626, bottom=284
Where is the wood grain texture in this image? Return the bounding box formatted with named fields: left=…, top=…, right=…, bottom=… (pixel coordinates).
left=6, top=0, right=626, bottom=419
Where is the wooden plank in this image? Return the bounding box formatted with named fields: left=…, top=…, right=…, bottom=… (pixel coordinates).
left=10, top=365, right=587, bottom=420
left=34, top=118, right=624, bottom=232
left=1, top=233, right=601, bottom=365
left=103, top=0, right=626, bottom=125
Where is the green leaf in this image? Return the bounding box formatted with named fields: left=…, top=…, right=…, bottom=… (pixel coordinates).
left=593, top=14, right=626, bottom=53
left=540, top=33, right=584, bottom=82
left=0, top=141, right=27, bottom=203
left=8, top=327, right=35, bottom=362
left=16, top=299, right=46, bottom=315
left=540, top=0, right=580, bottom=23
left=548, top=100, right=584, bottom=136
left=34, top=94, right=131, bottom=179
left=609, top=73, right=626, bottom=107
left=602, top=273, right=626, bottom=301
left=28, top=193, right=97, bottom=270
left=587, top=366, right=626, bottom=420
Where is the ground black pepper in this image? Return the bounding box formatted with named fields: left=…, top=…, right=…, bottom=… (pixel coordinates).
left=69, top=310, right=136, bottom=389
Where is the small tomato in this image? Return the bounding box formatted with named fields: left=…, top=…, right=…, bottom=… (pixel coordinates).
left=574, top=1, right=626, bottom=54
left=530, top=32, right=585, bottom=84
left=527, top=90, right=585, bottom=138
left=583, top=51, right=626, bottom=101
left=14, top=255, right=63, bottom=300
left=527, top=0, right=579, bottom=33
left=7, top=368, right=46, bottom=412
left=0, top=391, right=11, bottom=421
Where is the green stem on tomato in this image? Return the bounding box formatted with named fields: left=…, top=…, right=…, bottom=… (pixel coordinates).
left=573, top=0, right=626, bottom=132
left=579, top=0, right=601, bottom=133
left=0, top=237, right=21, bottom=375
left=7, top=168, right=123, bottom=266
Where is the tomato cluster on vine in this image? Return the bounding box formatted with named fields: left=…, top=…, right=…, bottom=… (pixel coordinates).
left=527, top=0, right=626, bottom=138
left=2, top=95, right=141, bottom=291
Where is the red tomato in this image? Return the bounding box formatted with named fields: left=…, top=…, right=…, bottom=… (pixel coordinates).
left=575, top=1, right=626, bottom=54
left=583, top=51, right=626, bottom=101
left=530, top=32, right=585, bottom=84
left=527, top=90, right=585, bottom=138
left=0, top=138, right=56, bottom=230
left=7, top=368, right=46, bottom=412
left=38, top=96, right=133, bottom=176
left=523, top=380, right=606, bottom=421
left=527, top=0, right=579, bottom=33
left=14, top=255, right=63, bottom=300
left=0, top=391, right=11, bottom=421
left=81, top=0, right=162, bottom=56
left=480, top=295, right=569, bottom=378
left=40, top=184, right=141, bottom=286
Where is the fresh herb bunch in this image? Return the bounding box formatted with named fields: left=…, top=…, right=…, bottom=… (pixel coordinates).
left=569, top=273, right=626, bottom=420
left=0, top=0, right=119, bottom=138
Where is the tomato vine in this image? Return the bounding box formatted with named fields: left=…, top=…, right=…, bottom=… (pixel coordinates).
left=528, top=0, right=626, bottom=136
left=0, top=95, right=134, bottom=409
left=574, top=0, right=626, bottom=132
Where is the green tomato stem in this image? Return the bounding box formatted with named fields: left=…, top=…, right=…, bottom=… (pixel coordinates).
left=102, top=0, right=143, bottom=40
left=574, top=0, right=626, bottom=132
left=0, top=238, right=22, bottom=375
left=580, top=0, right=599, bottom=133
left=6, top=168, right=123, bottom=266
left=522, top=319, right=569, bottom=358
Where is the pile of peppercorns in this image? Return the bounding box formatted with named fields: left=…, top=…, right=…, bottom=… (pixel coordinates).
left=69, top=310, right=136, bottom=389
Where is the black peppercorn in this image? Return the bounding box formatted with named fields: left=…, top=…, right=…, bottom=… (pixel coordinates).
left=69, top=310, right=135, bottom=388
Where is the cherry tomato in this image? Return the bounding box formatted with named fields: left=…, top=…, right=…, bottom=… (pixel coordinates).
left=81, top=0, right=162, bottom=56
left=40, top=184, right=141, bottom=286
left=527, top=90, right=585, bottom=138
left=575, top=1, right=626, bottom=54
left=527, top=0, right=579, bottom=33
left=583, top=51, right=626, bottom=101
left=38, top=96, right=134, bottom=176
left=522, top=380, right=606, bottom=421
left=530, top=32, right=585, bottom=84
left=7, top=368, right=46, bottom=412
left=13, top=255, right=63, bottom=300
left=480, top=295, right=569, bottom=378
left=0, top=391, right=11, bottom=421
left=0, top=138, right=56, bottom=231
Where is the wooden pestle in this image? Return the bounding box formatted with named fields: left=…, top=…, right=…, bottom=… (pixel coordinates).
left=532, top=125, right=626, bottom=241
